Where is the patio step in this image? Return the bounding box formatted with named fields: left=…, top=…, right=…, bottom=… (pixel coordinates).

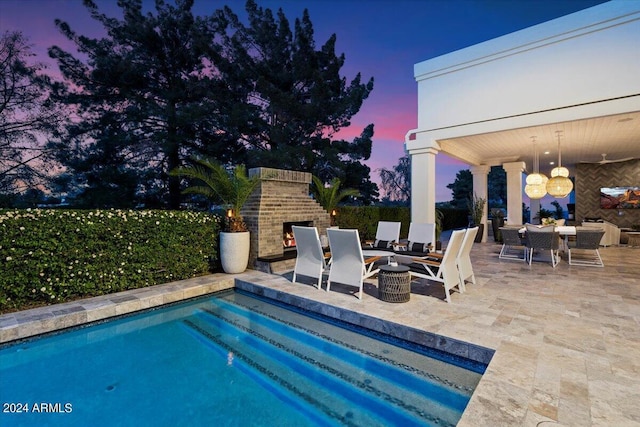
left=180, top=296, right=467, bottom=426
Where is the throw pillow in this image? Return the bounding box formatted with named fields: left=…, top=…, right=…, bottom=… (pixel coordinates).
left=375, top=239, right=390, bottom=249
left=408, top=241, right=429, bottom=253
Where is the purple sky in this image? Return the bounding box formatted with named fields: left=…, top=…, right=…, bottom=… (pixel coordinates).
left=0, top=0, right=606, bottom=201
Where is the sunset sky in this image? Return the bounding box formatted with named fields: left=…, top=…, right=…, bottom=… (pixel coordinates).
left=0, top=0, right=606, bottom=201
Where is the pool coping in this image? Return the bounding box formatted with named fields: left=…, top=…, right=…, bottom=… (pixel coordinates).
left=234, top=278, right=494, bottom=367
left=1, top=271, right=493, bottom=369
left=0, top=273, right=236, bottom=344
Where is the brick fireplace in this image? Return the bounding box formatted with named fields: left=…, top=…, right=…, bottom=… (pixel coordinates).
left=242, top=168, right=331, bottom=272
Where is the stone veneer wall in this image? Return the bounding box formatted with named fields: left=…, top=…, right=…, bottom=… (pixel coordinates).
left=575, top=159, right=640, bottom=228
left=242, top=168, right=331, bottom=268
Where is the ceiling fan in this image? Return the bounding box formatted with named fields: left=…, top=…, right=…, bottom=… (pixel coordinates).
left=581, top=153, right=635, bottom=164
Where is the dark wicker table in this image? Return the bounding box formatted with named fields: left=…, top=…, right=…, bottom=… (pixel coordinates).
left=378, top=265, right=411, bottom=303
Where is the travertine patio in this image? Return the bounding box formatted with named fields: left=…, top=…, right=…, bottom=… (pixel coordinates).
left=1, top=241, right=638, bottom=426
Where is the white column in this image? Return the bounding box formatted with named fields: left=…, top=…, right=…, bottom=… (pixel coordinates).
left=470, top=165, right=490, bottom=242
left=502, top=162, right=526, bottom=225
left=407, top=139, right=439, bottom=224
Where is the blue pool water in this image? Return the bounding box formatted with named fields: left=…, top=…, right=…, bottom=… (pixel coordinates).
left=0, top=290, right=483, bottom=426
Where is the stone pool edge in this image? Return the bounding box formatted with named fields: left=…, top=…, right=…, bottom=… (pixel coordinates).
left=0, top=273, right=235, bottom=344
left=0, top=270, right=493, bottom=367
left=234, top=278, right=494, bottom=367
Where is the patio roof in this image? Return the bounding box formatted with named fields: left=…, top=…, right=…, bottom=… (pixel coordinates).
left=434, top=110, right=640, bottom=173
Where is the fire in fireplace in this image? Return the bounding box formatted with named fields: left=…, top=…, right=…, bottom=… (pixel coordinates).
left=283, top=221, right=313, bottom=250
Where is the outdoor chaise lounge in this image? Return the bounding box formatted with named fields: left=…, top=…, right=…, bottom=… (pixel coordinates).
left=364, top=221, right=401, bottom=249
left=292, top=226, right=328, bottom=289
left=457, top=226, right=478, bottom=289
left=406, top=228, right=466, bottom=303
left=327, top=228, right=381, bottom=299
left=394, top=222, right=435, bottom=264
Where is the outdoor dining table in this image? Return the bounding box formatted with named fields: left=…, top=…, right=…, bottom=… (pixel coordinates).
left=518, top=225, right=577, bottom=251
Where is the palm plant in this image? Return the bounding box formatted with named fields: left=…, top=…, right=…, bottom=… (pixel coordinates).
left=468, top=193, right=486, bottom=226
left=170, top=157, right=260, bottom=232
left=310, top=176, right=359, bottom=225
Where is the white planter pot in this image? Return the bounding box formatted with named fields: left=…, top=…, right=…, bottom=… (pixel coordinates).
left=219, top=231, right=250, bottom=274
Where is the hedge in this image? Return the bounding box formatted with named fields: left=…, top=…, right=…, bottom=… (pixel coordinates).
left=335, top=206, right=468, bottom=239
left=0, top=206, right=469, bottom=314
left=0, top=209, right=220, bottom=313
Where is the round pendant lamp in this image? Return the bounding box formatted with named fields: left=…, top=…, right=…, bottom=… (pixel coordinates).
left=546, top=131, right=573, bottom=198
left=524, top=136, right=547, bottom=199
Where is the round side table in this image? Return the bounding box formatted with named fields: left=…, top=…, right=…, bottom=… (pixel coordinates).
left=377, top=265, right=411, bottom=303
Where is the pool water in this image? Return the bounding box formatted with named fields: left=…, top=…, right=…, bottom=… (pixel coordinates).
left=0, top=290, right=483, bottom=426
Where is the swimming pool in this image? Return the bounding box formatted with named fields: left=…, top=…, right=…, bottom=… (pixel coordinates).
left=0, top=290, right=484, bottom=426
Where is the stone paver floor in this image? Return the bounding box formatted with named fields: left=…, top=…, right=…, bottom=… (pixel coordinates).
left=2, top=241, right=639, bottom=426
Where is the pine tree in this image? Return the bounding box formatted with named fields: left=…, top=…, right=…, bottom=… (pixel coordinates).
left=49, top=0, right=248, bottom=208
left=219, top=0, right=377, bottom=202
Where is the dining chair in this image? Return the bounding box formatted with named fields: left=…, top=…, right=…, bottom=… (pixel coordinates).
left=568, top=228, right=605, bottom=267
left=525, top=226, right=560, bottom=267
left=499, top=227, right=527, bottom=261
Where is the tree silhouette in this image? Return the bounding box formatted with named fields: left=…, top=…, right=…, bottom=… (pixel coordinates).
left=49, top=0, right=248, bottom=208
left=0, top=31, right=62, bottom=195
left=219, top=0, right=377, bottom=202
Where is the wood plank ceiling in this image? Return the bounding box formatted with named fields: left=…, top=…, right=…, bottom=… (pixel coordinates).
left=437, top=111, right=640, bottom=173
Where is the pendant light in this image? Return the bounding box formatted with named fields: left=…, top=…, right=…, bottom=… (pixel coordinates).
left=525, top=136, right=548, bottom=199
left=546, top=130, right=573, bottom=198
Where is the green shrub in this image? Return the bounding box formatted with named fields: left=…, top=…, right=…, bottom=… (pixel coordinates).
left=335, top=206, right=467, bottom=240
left=0, top=209, right=220, bottom=313
left=335, top=206, right=410, bottom=240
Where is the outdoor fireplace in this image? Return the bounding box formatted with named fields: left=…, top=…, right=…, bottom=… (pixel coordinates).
left=283, top=221, right=313, bottom=250
left=242, top=168, right=331, bottom=272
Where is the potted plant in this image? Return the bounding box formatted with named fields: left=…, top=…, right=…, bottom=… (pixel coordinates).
left=171, top=157, right=260, bottom=274
left=490, top=208, right=505, bottom=243
left=536, top=208, right=555, bottom=225
left=468, top=193, right=486, bottom=243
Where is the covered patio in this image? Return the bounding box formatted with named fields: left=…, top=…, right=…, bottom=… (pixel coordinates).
left=405, top=1, right=640, bottom=238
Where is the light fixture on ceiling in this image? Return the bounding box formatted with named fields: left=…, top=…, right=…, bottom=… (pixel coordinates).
left=546, top=130, right=573, bottom=198
left=525, top=136, right=547, bottom=199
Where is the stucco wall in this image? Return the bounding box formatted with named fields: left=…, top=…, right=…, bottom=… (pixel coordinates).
left=412, top=1, right=640, bottom=134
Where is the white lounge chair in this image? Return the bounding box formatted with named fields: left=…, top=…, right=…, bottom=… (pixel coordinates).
left=327, top=228, right=381, bottom=299
left=406, top=229, right=466, bottom=303
left=457, top=227, right=478, bottom=290
left=292, top=226, right=328, bottom=289
left=395, top=222, right=435, bottom=264
left=365, top=221, right=401, bottom=249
